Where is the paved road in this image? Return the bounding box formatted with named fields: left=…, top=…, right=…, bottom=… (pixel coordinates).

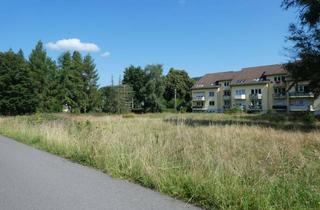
left=0, top=136, right=200, bottom=210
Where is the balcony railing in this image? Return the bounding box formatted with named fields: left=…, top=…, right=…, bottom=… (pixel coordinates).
left=249, top=94, right=262, bottom=100
left=273, top=93, right=287, bottom=98
left=289, top=92, right=314, bottom=98
left=223, top=105, right=231, bottom=109
left=192, top=106, right=207, bottom=111
left=273, top=81, right=286, bottom=87
left=289, top=105, right=313, bottom=111
left=248, top=105, right=262, bottom=110
left=193, top=96, right=205, bottom=101
left=273, top=105, right=287, bottom=110
left=234, top=94, right=246, bottom=100
left=223, top=95, right=231, bottom=100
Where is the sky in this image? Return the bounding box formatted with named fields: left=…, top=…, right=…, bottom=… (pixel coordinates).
left=0, top=0, right=296, bottom=86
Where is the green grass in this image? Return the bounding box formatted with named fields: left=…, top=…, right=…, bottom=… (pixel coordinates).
left=0, top=113, right=319, bottom=210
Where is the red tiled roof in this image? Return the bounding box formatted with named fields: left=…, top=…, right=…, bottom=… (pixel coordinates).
left=230, top=64, right=286, bottom=85
left=192, top=71, right=237, bottom=89
left=193, top=64, right=287, bottom=89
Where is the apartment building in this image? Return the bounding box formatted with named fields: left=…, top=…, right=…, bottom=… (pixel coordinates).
left=192, top=64, right=320, bottom=113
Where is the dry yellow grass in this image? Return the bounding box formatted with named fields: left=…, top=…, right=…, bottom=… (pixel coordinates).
left=0, top=113, right=319, bottom=209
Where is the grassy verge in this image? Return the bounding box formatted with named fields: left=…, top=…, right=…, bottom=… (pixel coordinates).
left=0, top=113, right=319, bottom=210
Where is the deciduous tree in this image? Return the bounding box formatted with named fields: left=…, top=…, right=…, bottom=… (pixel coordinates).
left=282, top=0, right=320, bottom=95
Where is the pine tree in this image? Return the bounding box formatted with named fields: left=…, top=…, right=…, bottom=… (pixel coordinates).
left=29, top=41, right=61, bottom=112
left=71, top=51, right=86, bottom=113
left=82, top=54, right=100, bottom=112
left=0, top=50, right=37, bottom=115
left=59, top=51, right=77, bottom=112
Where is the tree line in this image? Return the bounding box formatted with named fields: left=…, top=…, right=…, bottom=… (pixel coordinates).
left=0, top=41, right=194, bottom=115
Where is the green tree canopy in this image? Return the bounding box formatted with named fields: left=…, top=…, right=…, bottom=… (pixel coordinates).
left=82, top=54, right=100, bottom=112
left=0, top=50, right=37, bottom=115
left=29, top=41, right=61, bottom=112
left=141, top=64, right=165, bottom=112
left=164, top=68, right=193, bottom=102
left=282, top=0, right=320, bottom=95
left=123, top=65, right=146, bottom=107
left=59, top=51, right=78, bottom=112
left=100, top=84, right=133, bottom=114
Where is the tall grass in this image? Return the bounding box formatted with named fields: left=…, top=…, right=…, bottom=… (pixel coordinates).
left=0, top=113, right=319, bottom=210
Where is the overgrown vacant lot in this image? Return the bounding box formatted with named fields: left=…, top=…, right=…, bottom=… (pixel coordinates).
left=0, top=113, right=319, bottom=210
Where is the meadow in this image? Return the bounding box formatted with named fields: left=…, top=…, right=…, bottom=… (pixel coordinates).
left=0, top=113, right=319, bottom=210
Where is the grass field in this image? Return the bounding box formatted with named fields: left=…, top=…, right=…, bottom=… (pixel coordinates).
left=0, top=113, right=319, bottom=210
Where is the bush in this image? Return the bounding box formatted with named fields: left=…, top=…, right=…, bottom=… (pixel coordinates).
left=303, top=112, right=316, bottom=125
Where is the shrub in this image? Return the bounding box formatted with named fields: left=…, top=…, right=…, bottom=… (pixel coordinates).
left=303, top=112, right=316, bottom=125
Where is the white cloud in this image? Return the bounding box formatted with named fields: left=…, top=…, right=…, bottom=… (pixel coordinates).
left=101, top=51, right=111, bottom=58
left=46, top=38, right=100, bottom=52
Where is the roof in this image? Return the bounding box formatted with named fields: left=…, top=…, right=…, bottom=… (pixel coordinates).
left=193, top=64, right=287, bottom=89
left=192, top=71, right=237, bottom=89
left=230, top=64, right=286, bottom=85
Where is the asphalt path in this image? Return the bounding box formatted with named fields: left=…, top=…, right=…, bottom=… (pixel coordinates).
left=0, top=135, right=200, bottom=210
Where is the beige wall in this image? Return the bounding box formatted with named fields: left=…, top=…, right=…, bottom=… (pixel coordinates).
left=192, top=88, right=220, bottom=111
left=192, top=76, right=318, bottom=113
left=231, top=84, right=270, bottom=111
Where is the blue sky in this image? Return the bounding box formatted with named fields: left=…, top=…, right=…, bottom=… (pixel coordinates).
left=0, top=0, right=295, bottom=86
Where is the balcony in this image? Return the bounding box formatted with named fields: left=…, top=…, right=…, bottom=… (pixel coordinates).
left=248, top=105, right=262, bottom=111
left=250, top=94, right=262, bottom=100
left=273, top=105, right=287, bottom=110
left=234, top=94, right=246, bottom=100
left=289, top=105, right=314, bottom=112
left=289, top=92, right=314, bottom=98
left=223, top=95, right=231, bottom=100
left=273, top=93, right=287, bottom=99
left=193, top=96, right=205, bottom=101
left=223, top=86, right=231, bottom=90
left=192, top=106, right=207, bottom=111
left=223, top=105, right=231, bottom=110
left=273, top=81, right=286, bottom=87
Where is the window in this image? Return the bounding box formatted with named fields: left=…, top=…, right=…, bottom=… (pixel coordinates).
left=224, top=90, right=231, bottom=96
left=274, top=76, right=281, bottom=82
left=274, top=76, right=286, bottom=83
left=224, top=100, right=230, bottom=106
left=193, top=101, right=204, bottom=108
left=251, top=89, right=261, bottom=94
left=224, top=81, right=230, bottom=87
left=236, top=89, right=245, bottom=95
left=209, top=101, right=215, bottom=106
left=209, top=92, right=214, bottom=97
left=296, top=85, right=305, bottom=93
left=275, top=88, right=286, bottom=94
